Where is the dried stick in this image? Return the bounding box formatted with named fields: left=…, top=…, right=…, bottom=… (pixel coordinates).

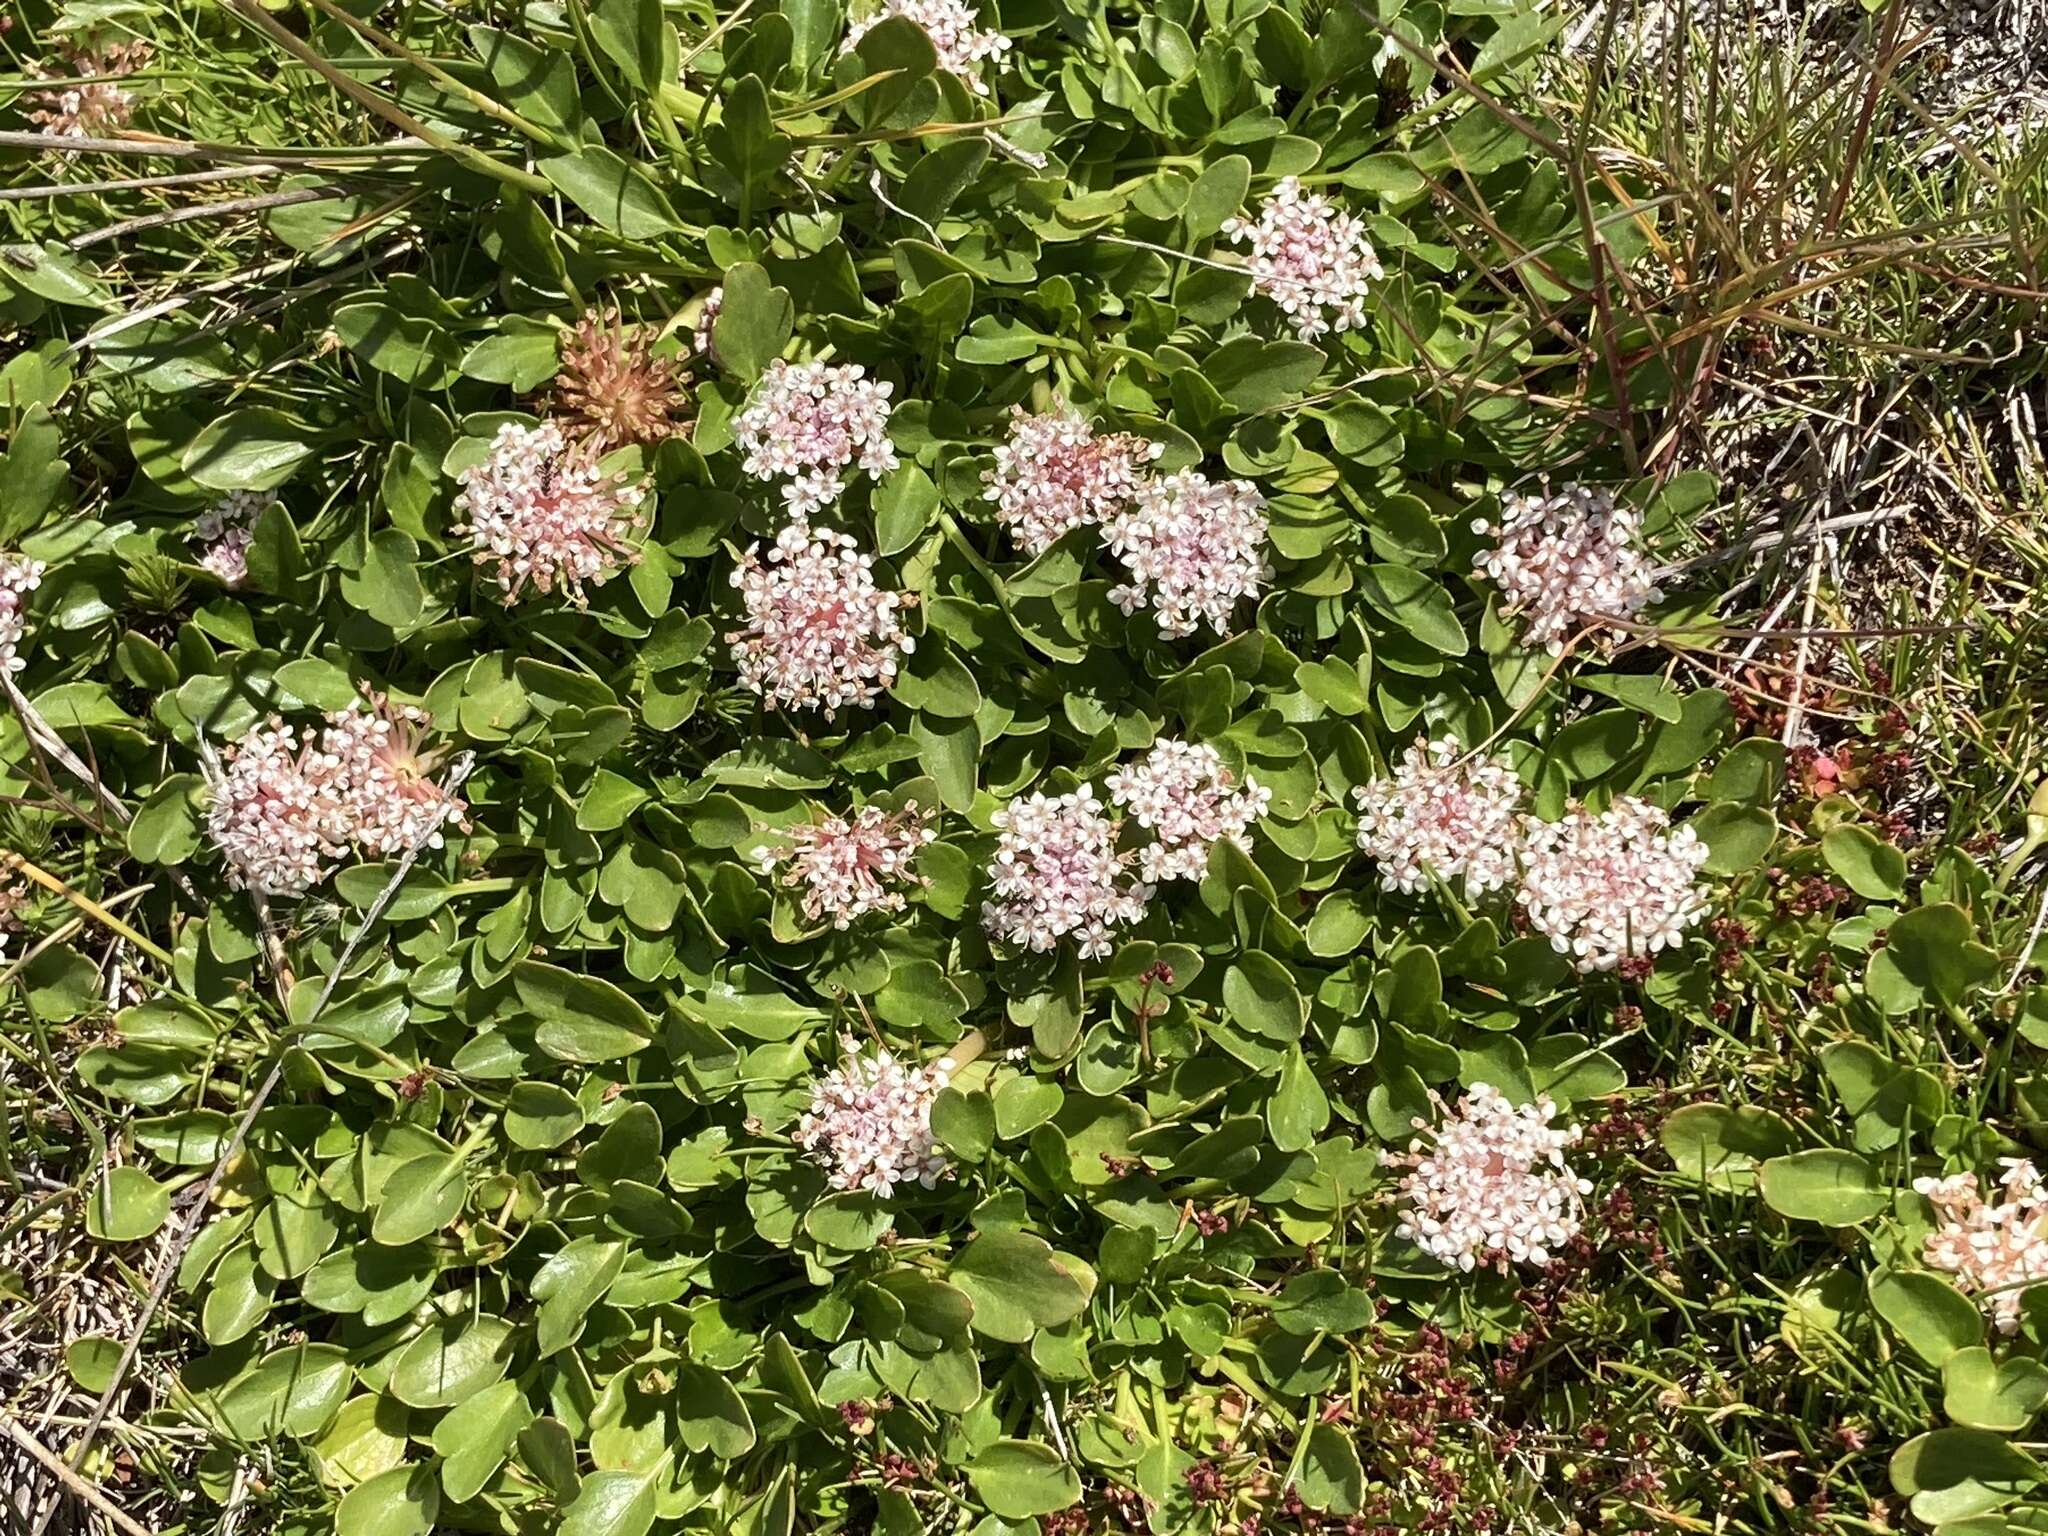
left=31, top=755, right=475, bottom=1536
left=3, top=1417, right=157, bottom=1536
left=68, top=186, right=341, bottom=251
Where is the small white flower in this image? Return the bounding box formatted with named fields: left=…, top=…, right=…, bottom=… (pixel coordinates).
left=453, top=421, right=646, bottom=603
left=1106, top=738, right=1269, bottom=884
left=1515, top=797, right=1710, bottom=973
left=1394, top=1084, right=1592, bottom=1272
left=0, top=553, right=47, bottom=675
left=733, top=359, right=899, bottom=518
left=982, top=403, right=1160, bottom=556
left=727, top=517, right=915, bottom=717
left=1103, top=470, right=1270, bottom=639
left=760, top=802, right=937, bottom=927
left=1474, top=483, right=1660, bottom=653
left=1222, top=177, right=1382, bottom=341
left=798, top=1035, right=954, bottom=1197
left=1353, top=736, right=1525, bottom=896
left=1915, top=1161, right=2048, bottom=1335
left=983, top=786, right=1152, bottom=958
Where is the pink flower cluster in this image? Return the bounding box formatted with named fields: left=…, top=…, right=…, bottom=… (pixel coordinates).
left=26, top=39, right=151, bottom=142
left=1915, top=1161, right=2048, bottom=1335
left=453, top=421, right=646, bottom=603
left=734, top=360, right=900, bottom=517
left=1, top=553, right=46, bottom=676
left=1516, top=797, right=1710, bottom=973
left=1474, top=484, right=1661, bottom=653
left=983, top=786, right=1152, bottom=958
left=761, top=801, right=937, bottom=928
left=1105, top=470, right=1271, bottom=639
left=842, top=0, right=1012, bottom=95
left=1105, top=739, right=1269, bottom=883
left=727, top=517, right=915, bottom=716
left=1394, top=1084, right=1592, bottom=1271
left=1354, top=736, right=1525, bottom=896
left=1223, top=177, right=1383, bottom=342
left=797, top=1034, right=956, bottom=1197
left=206, top=695, right=466, bottom=896
left=192, top=491, right=273, bottom=587
left=983, top=404, right=1161, bottom=556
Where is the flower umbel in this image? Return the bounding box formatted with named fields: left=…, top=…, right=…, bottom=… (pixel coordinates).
left=1516, top=797, right=1711, bottom=973
left=1394, top=1083, right=1592, bottom=1272
left=453, top=421, right=646, bottom=603
left=1915, top=1161, right=2048, bottom=1335
left=982, top=403, right=1161, bottom=556
left=842, top=0, right=1011, bottom=94
left=734, top=359, right=900, bottom=517
left=192, top=491, right=273, bottom=588
left=1104, top=470, right=1270, bottom=639
left=761, top=801, right=937, bottom=928
left=1473, top=483, right=1661, bottom=653
left=553, top=308, right=692, bottom=450
left=797, top=1035, right=955, bottom=1196
left=727, top=517, right=915, bottom=716
left=1, top=553, right=47, bottom=675
left=1353, top=736, right=1525, bottom=896
left=1106, top=739, right=1270, bottom=883
left=1222, top=177, right=1382, bottom=341
left=26, top=38, right=151, bottom=141
left=983, top=786, right=1152, bottom=958
left=207, top=696, right=466, bottom=897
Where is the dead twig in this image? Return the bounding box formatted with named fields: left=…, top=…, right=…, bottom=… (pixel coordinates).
left=3, top=1417, right=158, bottom=1536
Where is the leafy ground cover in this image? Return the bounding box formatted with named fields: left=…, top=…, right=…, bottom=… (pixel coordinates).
left=6, top=0, right=2048, bottom=1533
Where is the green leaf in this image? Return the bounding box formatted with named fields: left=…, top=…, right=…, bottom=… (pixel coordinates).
left=1945, top=1347, right=2048, bottom=1433
left=1869, top=1268, right=1983, bottom=1369
left=966, top=1439, right=1082, bottom=1519
left=712, top=261, right=795, bottom=384
left=1274, top=1270, right=1373, bottom=1334
left=1296, top=1421, right=1365, bottom=1514
left=1659, top=1102, right=1795, bottom=1191
left=370, top=1152, right=467, bottom=1245
left=1200, top=337, right=1325, bottom=413
left=87, top=1166, right=170, bottom=1243
left=1822, top=824, right=1907, bottom=900
left=388, top=1314, right=515, bottom=1409
left=1267, top=1046, right=1329, bottom=1153
left=432, top=1379, right=534, bottom=1502
left=1890, top=1428, right=2044, bottom=1526
left=589, top=0, right=676, bottom=93
left=539, top=147, right=682, bottom=238
left=532, top=1236, right=626, bottom=1355
left=335, top=1465, right=440, bottom=1536
left=515, top=961, right=656, bottom=1062
left=1358, top=563, right=1468, bottom=654
left=1223, top=953, right=1305, bottom=1041
left=950, top=1228, right=1094, bottom=1343
left=931, top=1086, right=995, bottom=1162
left=1692, top=803, right=1776, bottom=875
left=506, top=1081, right=586, bottom=1150
left=1867, top=903, right=2000, bottom=1013
left=182, top=407, right=316, bottom=492
left=1757, top=1148, right=1888, bottom=1226
left=127, top=774, right=203, bottom=865
left=561, top=1468, right=660, bottom=1536
left=1184, top=155, right=1251, bottom=240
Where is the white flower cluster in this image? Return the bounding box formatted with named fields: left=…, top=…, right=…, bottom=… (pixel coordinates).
left=1474, top=484, right=1661, bottom=653
left=985, top=739, right=1271, bottom=955
left=734, top=359, right=900, bottom=518
left=1915, top=1161, right=2048, bottom=1335
left=727, top=517, right=915, bottom=716
left=1223, top=177, right=1383, bottom=341
left=1395, top=1084, right=1592, bottom=1271
left=206, top=695, right=466, bottom=897
left=1105, top=739, right=1270, bottom=883
left=983, top=786, right=1153, bottom=959
left=453, top=421, right=646, bottom=603
left=797, top=1035, right=955, bottom=1197
left=982, top=403, right=1161, bottom=556
left=842, top=0, right=1012, bottom=95
left=1354, top=736, right=1526, bottom=896
left=192, top=491, right=274, bottom=588
left=761, top=801, right=936, bottom=928
left=1, top=553, right=46, bottom=676
left=1516, top=798, right=1710, bottom=973
left=1351, top=739, right=1711, bottom=973
left=1104, top=470, right=1271, bottom=639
